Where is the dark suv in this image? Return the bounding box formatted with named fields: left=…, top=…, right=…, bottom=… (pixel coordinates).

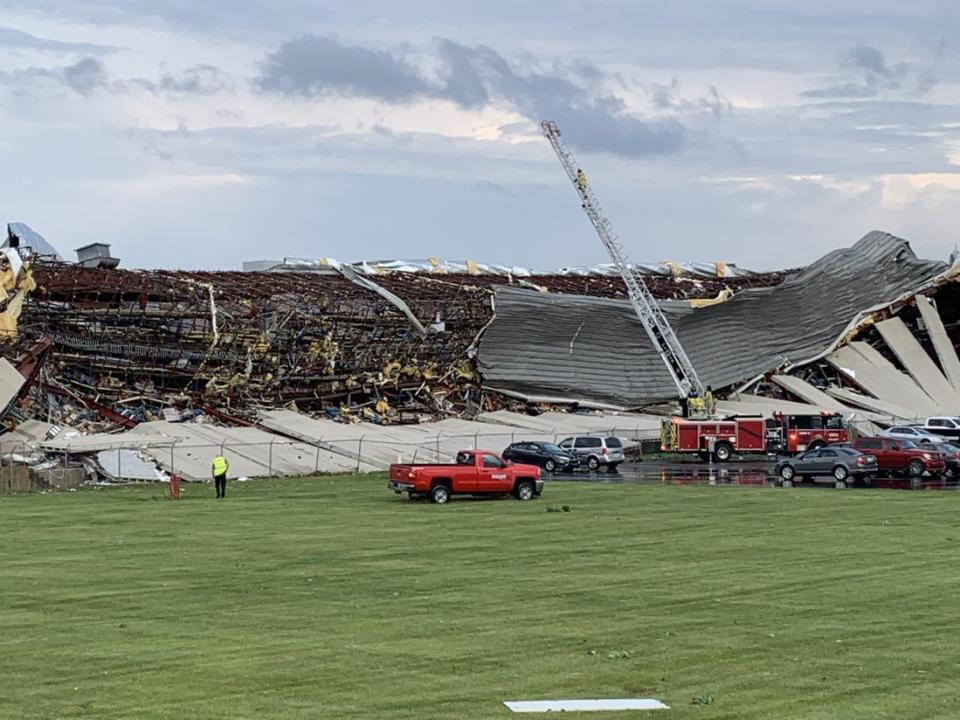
left=503, top=442, right=578, bottom=473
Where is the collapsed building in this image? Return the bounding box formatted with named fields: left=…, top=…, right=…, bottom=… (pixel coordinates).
left=1, top=222, right=959, bottom=484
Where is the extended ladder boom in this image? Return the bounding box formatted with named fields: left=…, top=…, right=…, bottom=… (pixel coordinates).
left=540, top=120, right=705, bottom=399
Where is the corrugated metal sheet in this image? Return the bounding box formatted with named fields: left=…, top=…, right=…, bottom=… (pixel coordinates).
left=5, top=223, right=62, bottom=260
left=478, top=232, right=947, bottom=407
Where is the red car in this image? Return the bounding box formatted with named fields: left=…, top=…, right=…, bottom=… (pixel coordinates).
left=852, top=436, right=946, bottom=487
left=388, top=450, right=543, bottom=504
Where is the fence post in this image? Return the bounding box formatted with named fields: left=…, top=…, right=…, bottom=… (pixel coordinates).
left=436, top=433, right=441, bottom=462
left=170, top=440, right=177, bottom=478
left=314, top=444, right=321, bottom=473
left=357, top=436, right=364, bottom=472
left=474, top=432, right=479, bottom=449
left=117, top=447, right=122, bottom=481
left=268, top=439, right=275, bottom=477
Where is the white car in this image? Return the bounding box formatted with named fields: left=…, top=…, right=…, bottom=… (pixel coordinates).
left=879, top=425, right=942, bottom=444
left=924, top=417, right=960, bottom=441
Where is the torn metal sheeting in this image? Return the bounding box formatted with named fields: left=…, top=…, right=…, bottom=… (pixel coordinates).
left=504, top=699, right=670, bottom=712
left=480, top=232, right=947, bottom=407
left=40, top=433, right=175, bottom=452
left=95, top=449, right=165, bottom=482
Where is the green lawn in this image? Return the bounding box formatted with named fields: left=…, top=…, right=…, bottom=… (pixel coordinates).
left=3, top=478, right=960, bottom=719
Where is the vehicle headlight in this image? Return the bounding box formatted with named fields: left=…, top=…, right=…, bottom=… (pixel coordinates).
left=923, top=453, right=932, bottom=459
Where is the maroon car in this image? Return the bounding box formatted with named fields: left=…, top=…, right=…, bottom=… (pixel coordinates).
left=852, top=436, right=946, bottom=488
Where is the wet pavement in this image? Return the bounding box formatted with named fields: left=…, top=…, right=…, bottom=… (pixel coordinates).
left=546, top=459, right=960, bottom=491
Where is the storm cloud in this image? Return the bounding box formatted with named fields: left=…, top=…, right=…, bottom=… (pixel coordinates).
left=257, top=35, right=689, bottom=156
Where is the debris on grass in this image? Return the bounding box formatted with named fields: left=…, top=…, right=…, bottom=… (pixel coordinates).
left=606, top=650, right=632, bottom=660
left=691, top=694, right=714, bottom=706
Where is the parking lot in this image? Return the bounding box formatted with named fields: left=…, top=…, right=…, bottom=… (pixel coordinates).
left=548, top=457, right=960, bottom=490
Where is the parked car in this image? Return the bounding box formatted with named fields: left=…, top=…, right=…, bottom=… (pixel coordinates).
left=503, top=442, right=578, bottom=472
left=776, top=447, right=877, bottom=488
left=851, top=436, right=946, bottom=488
left=923, top=417, right=960, bottom=441
left=878, top=425, right=942, bottom=444
left=388, top=449, right=542, bottom=504
left=558, top=435, right=625, bottom=470
left=928, top=441, right=960, bottom=476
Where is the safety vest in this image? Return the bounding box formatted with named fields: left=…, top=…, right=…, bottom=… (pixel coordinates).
left=212, top=456, right=228, bottom=476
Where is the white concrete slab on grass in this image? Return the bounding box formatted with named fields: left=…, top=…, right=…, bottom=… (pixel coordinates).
left=504, top=698, right=669, bottom=712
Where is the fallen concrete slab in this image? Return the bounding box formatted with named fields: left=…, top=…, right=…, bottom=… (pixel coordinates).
left=875, top=316, right=960, bottom=412
left=915, top=295, right=960, bottom=394
left=769, top=376, right=851, bottom=414
left=829, top=344, right=938, bottom=418
left=826, top=386, right=922, bottom=421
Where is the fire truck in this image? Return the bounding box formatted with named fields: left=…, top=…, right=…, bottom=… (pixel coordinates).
left=768, top=412, right=848, bottom=454
left=660, top=413, right=848, bottom=461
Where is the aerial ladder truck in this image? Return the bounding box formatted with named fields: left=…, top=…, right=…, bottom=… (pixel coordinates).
left=540, top=120, right=711, bottom=420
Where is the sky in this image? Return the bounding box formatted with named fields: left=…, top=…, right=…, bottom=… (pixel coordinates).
left=1, top=1, right=960, bottom=270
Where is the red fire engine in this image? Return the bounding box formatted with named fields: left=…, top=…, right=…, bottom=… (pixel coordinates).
left=661, top=413, right=848, bottom=461
left=770, top=412, right=847, bottom=454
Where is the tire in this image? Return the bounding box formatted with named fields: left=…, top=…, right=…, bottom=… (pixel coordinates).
left=908, top=459, right=924, bottom=478
left=544, top=459, right=556, bottom=473
left=780, top=465, right=796, bottom=481
left=782, top=479, right=794, bottom=488
left=587, top=456, right=601, bottom=471
left=835, top=479, right=848, bottom=490
left=430, top=484, right=450, bottom=504
left=910, top=476, right=923, bottom=491
left=833, top=465, right=849, bottom=482
left=714, top=443, right=732, bottom=462
left=515, top=480, right=535, bottom=501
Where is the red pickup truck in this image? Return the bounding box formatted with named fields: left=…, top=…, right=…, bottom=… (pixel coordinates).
left=388, top=449, right=543, bottom=504
left=852, top=436, right=945, bottom=487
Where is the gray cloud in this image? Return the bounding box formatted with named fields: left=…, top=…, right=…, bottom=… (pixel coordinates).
left=258, top=35, right=431, bottom=101
left=140, top=64, right=235, bottom=95
left=1, top=57, right=234, bottom=98
left=256, top=35, right=690, bottom=156
left=0, top=25, right=118, bottom=54
left=803, top=45, right=937, bottom=99
left=0, top=56, right=112, bottom=96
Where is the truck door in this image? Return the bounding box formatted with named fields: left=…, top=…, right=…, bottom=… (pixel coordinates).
left=477, top=453, right=511, bottom=492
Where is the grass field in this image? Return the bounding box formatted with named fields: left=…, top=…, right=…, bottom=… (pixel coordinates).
left=3, top=477, right=960, bottom=719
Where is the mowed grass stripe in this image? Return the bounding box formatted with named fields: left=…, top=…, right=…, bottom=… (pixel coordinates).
left=3, top=477, right=960, bottom=719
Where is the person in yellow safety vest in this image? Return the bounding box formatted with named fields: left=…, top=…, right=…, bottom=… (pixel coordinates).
left=705, top=386, right=715, bottom=416
left=575, top=168, right=588, bottom=192
left=212, top=455, right=229, bottom=499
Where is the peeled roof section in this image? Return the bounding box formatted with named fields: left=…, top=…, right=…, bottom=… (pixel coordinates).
left=478, top=232, right=948, bottom=407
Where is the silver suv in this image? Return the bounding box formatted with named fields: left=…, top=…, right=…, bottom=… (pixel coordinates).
left=558, top=435, right=625, bottom=470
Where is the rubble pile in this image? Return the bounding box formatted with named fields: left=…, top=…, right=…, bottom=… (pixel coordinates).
left=9, top=262, right=788, bottom=431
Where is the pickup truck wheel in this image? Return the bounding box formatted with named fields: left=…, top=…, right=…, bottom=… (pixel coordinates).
left=908, top=459, right=924, bottom=478
left=833, top=465, right=849, bottom=482
left=544, top=459, right=556, bottom=473
left=515, top=480, right=535, bottom=501
left=587, top=456, right=600, bottom=471
left=430, top=485, right=450, bottom=504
